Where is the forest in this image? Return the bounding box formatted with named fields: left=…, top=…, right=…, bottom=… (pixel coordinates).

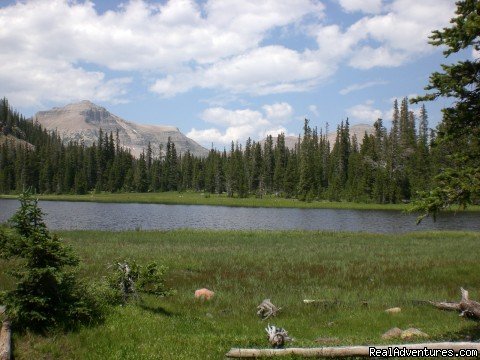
left=0, top=97, right=439, bottom=204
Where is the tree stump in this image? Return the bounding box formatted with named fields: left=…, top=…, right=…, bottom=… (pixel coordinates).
left=265, top=324, right=292, bottom=348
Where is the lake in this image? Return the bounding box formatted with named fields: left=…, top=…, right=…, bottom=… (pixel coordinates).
left=1, top=199, right=478, bottom=233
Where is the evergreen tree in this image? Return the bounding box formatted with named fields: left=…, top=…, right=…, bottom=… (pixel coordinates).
left=412, top=0, right=480, bottom=219
left=0, top=192, right=99, bottom=330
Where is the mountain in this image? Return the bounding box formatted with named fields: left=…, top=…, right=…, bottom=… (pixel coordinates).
left=326, top=123, right=375, bottom=146
left=262, top=124, right=375, bottom=150
left=33, top=101, right=209, bottom=157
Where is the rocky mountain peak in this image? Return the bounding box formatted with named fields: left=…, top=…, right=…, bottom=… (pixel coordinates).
left=34, top=101, right=208, bottom=158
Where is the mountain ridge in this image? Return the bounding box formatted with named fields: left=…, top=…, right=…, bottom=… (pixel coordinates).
left=261, top=123, right=375, bottom=150
left=34, top=100, right=209, bottom=157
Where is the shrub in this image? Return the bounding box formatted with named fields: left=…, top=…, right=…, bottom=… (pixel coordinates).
left=0, top=191, right=102, bottom=331
left=107, top=260, right=174, bottom=304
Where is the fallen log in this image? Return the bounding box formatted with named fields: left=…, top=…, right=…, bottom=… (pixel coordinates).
left=225, top=342, right=480, bottom=358
left=0, top=320, right=11, bottom=360
left=429, top=288, right=480, bottom=320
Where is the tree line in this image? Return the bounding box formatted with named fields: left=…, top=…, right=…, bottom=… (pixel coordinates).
left=0, top=96, right=442, bottom=203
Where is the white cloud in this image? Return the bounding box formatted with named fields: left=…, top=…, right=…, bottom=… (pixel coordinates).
left=0, top=0, right=458, bottom=106
left=315, top=0, right=455, bottom=70
left=150, top=45, right=334, bottom=97
left=262, top=102, right=293, bottom=123
left=308, top=105, right=319, bottom=116
left=338, top=0, right=382, bottom=14
left=346, top=101, right=383, bottom=123
left=473, top=48, right=480, bottom=59
left=0, top=0, right=325, bottom=106
left=201, top=107, right=269, bottom=127
left=188, top=103, right=294, bottom=146
left=339, top=80, right=387, bottom=95
left=349, top=46, right=407, bottom=69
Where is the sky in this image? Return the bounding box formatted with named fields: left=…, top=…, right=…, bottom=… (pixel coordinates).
left=0, top=0, right=475, bottom=148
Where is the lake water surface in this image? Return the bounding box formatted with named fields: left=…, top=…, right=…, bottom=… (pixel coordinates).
left=0, top=199, right=478, bottom=233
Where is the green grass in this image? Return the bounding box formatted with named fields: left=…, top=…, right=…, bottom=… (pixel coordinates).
left=2, top=192, right=479, bottom=212
left=0, top=191, right=444, bottom=211
left=2, top=230, right=480, bottom=359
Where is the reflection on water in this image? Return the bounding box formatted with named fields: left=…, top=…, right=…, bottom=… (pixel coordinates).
left=0, top=199, right=478, bottom=233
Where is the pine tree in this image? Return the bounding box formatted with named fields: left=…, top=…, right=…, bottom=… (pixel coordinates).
left=0, top=192, right=99, bottom=330
left=297, top=119, right=316, bottom=201
left=412, top=0, right=480, bottom=219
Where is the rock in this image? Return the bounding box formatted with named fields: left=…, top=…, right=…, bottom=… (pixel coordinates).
left=401, top=328, right=429, bottom=340
left=194, top=288, right=215, bottom=300
left=385, top=307, right=401, bottom=314
left=303, top=299, right=316, bottom=304
left=382, top=327, right=403, bottom=340
left=314, top=337, right=340, bottom=344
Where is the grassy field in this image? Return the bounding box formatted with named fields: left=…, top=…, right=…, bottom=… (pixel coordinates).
left=1, top=229, right=480, bottom=359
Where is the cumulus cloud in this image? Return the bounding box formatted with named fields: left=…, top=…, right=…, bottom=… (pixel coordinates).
left=0, top=0, right=324, bottom=106
left=187, top=103, right=294, bottom=146
left=150, top=45, right=334, bottom=97
left=339, top=80, right=387, bottom=95
left=346, top=100, right=383, bottom=123
left=338, top=0, right=382, bottom=14
left=308, top=105, right=319, bottom=116
left=315, top=0, right=455, bottom=70
left=262, top=102, right=293, bottom=123
left=0, top=0, right=457, bottom=107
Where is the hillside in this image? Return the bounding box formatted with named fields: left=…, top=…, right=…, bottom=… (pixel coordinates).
left=263, top=123, right=375, bottom=150
left=34, top=101, right=209, bottom=157
left=0, top=134, right=34, bottom=149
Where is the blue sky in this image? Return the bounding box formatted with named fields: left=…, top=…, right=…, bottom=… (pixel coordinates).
left=0, top=0, right=475, bottom=148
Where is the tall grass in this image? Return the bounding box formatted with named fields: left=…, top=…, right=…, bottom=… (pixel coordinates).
left=2, top=230, right=480, bottom=359
left=1, top=192, right=412, bottom=210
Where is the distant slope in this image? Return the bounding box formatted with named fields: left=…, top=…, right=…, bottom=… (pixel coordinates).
left=326, top=123, right=375, bottom=146
left=262, top=124, right=375, bottom=150
left=34, top=101, right=209, bottom=157
left=0, top=134, right=34, bottom=149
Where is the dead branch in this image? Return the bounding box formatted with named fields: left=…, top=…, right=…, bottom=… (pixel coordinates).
left=226, top=342, right=480, bottom=358
left=429, top=288, right=480, bottom=320
left=257, top=299, right=281, bottom=320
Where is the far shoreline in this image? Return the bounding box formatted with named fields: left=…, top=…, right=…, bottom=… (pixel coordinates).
left=1, top=191, right=479, bottom=212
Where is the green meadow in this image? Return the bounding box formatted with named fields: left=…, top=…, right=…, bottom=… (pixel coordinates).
left=0, top=191, right=409, bottom=210
left=2, top=229, right=479, bottom=359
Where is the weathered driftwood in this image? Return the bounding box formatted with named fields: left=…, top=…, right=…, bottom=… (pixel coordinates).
left=225, top=342, right=480, bottom=358
left=257, top=299, right=280, bottom=320
left=429, top=288, right=480, bottom=320
left=0, top=320, right=11, bottom=360
left=117, top=262, right=139, bottom=301
left=266, top=324, right=292, bottom=348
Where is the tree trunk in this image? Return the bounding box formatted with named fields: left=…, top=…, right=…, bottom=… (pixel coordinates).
left=226, top=342, right=480, bottom=358
left=0, top=320, right=11, bottom=360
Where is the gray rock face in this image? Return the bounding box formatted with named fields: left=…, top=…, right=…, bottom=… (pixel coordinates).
left=34, top=100, right=209, bottom=158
